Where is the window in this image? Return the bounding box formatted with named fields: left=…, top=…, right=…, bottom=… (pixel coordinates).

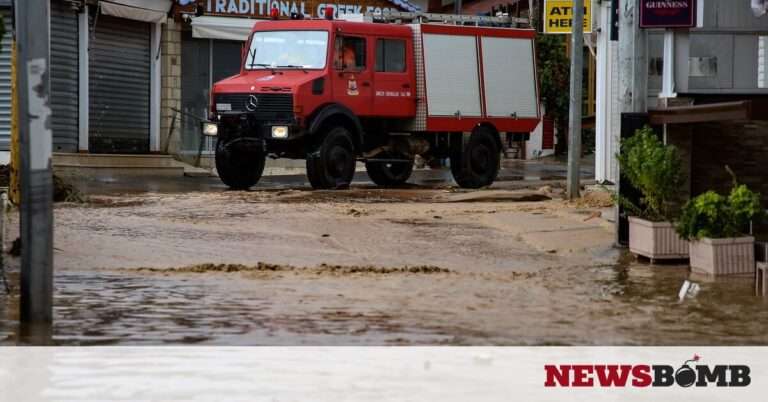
left=245, top=31, right=328, bottom=70
left=375, top=39, right=406, bottom=73
left=335, top=36, right=366, bottom=71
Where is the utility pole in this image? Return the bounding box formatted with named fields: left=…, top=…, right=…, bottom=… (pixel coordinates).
left=566, top=0, right=585, bottom=200
left=16, top=0, right=54, bottom=329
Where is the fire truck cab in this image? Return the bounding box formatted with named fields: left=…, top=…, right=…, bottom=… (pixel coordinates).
left=206, top=12, right=540, bottom=189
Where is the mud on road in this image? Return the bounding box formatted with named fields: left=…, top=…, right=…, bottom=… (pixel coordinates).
left=2, top=186, right=768, bottom=345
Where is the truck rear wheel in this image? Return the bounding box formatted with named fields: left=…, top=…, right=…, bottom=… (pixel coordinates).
left=215, top=138, right=266, bottom=190
left=450, top=128, right=500, bottom=189
left=365, top=152, right=414, bottom=187
left=306, top=126, right=356, bottom=189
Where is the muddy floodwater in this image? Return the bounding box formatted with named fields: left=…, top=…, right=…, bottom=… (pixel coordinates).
left=2, top=187, right=767, bottom=345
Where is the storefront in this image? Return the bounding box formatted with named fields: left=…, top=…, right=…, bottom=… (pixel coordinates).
left=179, top=24, right=244, bottom=157
left=50, top=0, right=80, bottom=152
left=0, top=0, right=176, bottom=159
left=86, top=0, right=171, bottom=153
left=40, top=0, right=171, bottom=154
left=172, top=0, right=420, bottom=161
left=0, top=0, right=12, bottom=157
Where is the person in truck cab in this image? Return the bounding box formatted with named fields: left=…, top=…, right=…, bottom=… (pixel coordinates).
left=342, top=44, right=357, bottom=69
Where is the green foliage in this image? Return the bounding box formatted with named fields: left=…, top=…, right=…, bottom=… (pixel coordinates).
left=676, top=184, right=765, bottom=240
left=535, top=34, right=569, bottom=138
left=616, top=126, right=686, bottom=221
left=729, top=185, right=764, bottom=229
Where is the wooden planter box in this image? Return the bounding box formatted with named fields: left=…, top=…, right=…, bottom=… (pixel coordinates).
left=628, top=217, right=689, bottom=261
left=689, top=237, right=755, bottom=276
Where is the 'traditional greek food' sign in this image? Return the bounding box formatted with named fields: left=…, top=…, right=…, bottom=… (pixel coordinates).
left=197, top=0, right=403, bottom=18
left=640, top=0, right=697, bottom=28
left=543, top=0, right=592, bottom=34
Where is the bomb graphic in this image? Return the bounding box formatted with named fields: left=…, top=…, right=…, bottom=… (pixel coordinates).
left=675, top=354, right=700, bottom=387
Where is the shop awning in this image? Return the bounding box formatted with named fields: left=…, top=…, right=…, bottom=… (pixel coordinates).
left=649, top=101, right=753, bottom=125
left=100, top=0, right=172, bottom=24
left=191, top=16, right=259, bottom=41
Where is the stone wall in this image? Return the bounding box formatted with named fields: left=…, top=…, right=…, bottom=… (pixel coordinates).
left=676, top=120, right=768, bottom=205
left=160, top=18, right=182, bottom=155
left=665, top=125, right=693, bottom=201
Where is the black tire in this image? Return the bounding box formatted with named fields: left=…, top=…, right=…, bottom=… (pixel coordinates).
left=306, top=126, right=356, bottom=189
left=215, top=138, right=266, bottom=190
left=365, top=152, right=414, bottom=187
left=450, top=128, right=501, bottom=189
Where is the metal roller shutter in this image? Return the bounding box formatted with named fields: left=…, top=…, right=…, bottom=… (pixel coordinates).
left=51, top=1, right=80, bottom=152
left=0, top=9, right=12, bottom=151
left=89, top=14, right=150, bottom=153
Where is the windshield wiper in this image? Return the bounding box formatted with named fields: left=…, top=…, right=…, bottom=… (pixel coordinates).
left=250, top=63, right=276, bottom=74
left=276, top=65, right=309, bottom=74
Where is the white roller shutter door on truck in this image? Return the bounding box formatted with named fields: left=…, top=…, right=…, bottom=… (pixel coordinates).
left=481, top=36, right=538, bottom=119
left=422, top=34, right=482, bottom=118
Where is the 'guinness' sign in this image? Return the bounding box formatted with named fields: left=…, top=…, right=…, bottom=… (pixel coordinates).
left=640, top=0, right=697, bottom=28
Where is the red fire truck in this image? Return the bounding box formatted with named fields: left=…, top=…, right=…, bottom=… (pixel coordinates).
left=204, top=11, right=540, bottom=189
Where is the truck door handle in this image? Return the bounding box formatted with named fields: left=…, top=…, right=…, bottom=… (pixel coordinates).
left=361, top=81, right=371, bottom=87
left=402, top=83, right=411, bottom=88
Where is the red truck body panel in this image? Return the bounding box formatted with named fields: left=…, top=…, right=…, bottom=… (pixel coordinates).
left=211, top=18, right=540, bottom=134
left=417, top=24, right=540, bottom=133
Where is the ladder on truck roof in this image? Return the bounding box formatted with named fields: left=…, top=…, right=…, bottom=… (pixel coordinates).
left=362, top=11, right=530, bottom=28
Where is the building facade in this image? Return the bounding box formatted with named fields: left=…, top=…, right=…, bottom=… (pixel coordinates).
left=0, top=0, right=419, bottom=166
left=0, top=0, right=171, bottom=158
left=595, top=0, right=768, bottom=206
left=1, top=0, right=15, bottom=162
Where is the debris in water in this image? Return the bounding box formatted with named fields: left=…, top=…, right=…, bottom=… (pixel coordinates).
left=321, top=233, right=330, bottom=237
left=125, top=262, right=454, bottom=276
left=678, top=280, right=701, bottom=302
left=569, top=190, right=614, bottom=209
left=54, top=175, right=84, bottom=203
left=440, top=190, right=551, bottom=203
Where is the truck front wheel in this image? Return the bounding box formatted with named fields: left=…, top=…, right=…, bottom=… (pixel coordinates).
left=306, top=126, right=356, bottom=189
left=365, top=152, right=414, bottom=187
left=215, top=139, right=266, bottom=190
left=450, top=128, right=500, bottom=189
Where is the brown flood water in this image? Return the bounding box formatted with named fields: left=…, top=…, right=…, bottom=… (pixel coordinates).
left=1, top=188, right=767, bottom=345
left=2, top=256, right=767, bottom=346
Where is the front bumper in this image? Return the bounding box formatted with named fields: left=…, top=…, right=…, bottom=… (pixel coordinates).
left=212, top=113, right=302, bottom=141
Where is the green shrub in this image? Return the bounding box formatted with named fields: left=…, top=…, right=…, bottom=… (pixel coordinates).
left=676, top=184, right=765, bottom=240
left=617, top=126, right=686, bottom=221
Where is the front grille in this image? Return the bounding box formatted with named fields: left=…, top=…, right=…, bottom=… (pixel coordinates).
left=214, top=93, right=293, bottom=121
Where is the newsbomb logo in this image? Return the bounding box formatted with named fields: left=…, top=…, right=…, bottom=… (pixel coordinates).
left=544, top=355, right=751, bottom=388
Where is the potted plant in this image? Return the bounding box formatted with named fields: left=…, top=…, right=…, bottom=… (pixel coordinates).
left=676, top=181, right=765, bottom=276
left=617, top=126, right=688, bottom=262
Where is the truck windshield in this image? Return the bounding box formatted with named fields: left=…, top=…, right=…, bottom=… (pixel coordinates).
left=245, top=31, right=328, bottom=70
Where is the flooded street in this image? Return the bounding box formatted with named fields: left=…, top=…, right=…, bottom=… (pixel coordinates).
left=1, top=183, right=767, bottom=346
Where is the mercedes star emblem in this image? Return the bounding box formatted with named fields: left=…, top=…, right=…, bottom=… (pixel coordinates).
left=245, top=95, right=259, bottom=112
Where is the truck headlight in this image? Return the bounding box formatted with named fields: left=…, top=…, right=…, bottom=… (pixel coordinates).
left=271, top=126, right=289, bottom=139
left=201, top=122, right=218, bottom=136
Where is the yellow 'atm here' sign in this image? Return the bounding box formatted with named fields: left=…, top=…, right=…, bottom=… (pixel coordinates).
left=544, top=0, right=592, bottom=34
